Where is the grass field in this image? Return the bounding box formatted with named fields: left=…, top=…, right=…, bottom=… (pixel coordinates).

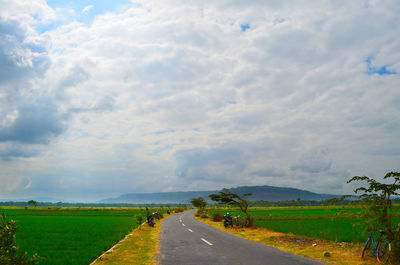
left=210, top=206, right=400, bottom=243
left=1, top=207, right=165, bottom=265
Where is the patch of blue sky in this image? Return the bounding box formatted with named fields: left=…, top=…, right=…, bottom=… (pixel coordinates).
left=152, top=145, right=173, bottom=155
left=36, top=21, right=65, bottom=35
left=36, top=0, right=134, bottom=34
left=240, top=23, right=250, bottom=32
left=53, top=48, right=66, bottom=54
left=62, top=129, right=90, bottom=140
left=74, top=128, right=90, bottom=138
left=99, top=133, right=110, bottom=139
left=366, top=56, right=397, bottom=76
left=152, top=129, right=175, bottom=135
left=192, top=128, right=200, bottom=132
left=228, top=100, right=237, bottom=104
left=273, top=18, right=285, bottom=24
left=62, top=132, right=70, bottom=140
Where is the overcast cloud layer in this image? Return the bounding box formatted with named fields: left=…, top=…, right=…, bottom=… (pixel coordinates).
left=0, top=0, right=399, bottom=201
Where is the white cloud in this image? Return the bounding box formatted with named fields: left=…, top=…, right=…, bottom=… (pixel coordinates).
left=81, top=5, right=94, bottom=14
left=0, top=0, right=399, bottom=201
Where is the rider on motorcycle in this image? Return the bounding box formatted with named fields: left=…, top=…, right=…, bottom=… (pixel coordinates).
left=223, top=212, right=233, bottom=228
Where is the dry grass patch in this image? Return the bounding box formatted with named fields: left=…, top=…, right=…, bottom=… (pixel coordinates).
left=195, top=216, right=387, bottom=265
left=92, top=221, right=162, bottom=265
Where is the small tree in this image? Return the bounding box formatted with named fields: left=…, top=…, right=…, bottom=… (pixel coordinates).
left=347, top=171, right=400, bottom=260
left=0, top=212, right=40, bottom=264
left=190, top=197, right=207, bottom=214
left=137, top=216, right=143, bottom=230
left=27, top=200, right=37, bottom=207
left=209, top=189, right=252, bottom=227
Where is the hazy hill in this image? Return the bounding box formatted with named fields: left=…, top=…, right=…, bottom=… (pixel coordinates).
left=100, top=185, right=338, bottom=204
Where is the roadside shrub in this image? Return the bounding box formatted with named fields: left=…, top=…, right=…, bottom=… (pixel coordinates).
left=0, top=212, right=40, bottom=265
left=200, top=210, right=210, bottom=218
left=213, top=214, right=223, bottom=222
left=233, top=215, right=254, bottom=228
left=244, top=215, right=254, bottom=227
left=195, top=209, right=210, bottom=218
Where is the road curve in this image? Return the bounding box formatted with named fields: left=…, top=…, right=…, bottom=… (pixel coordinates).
left=160, top=210, right=326, bottom=265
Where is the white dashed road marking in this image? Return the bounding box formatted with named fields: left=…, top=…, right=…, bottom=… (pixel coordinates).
left=188, top=229, right=193, bottom=232
left=201, top=238, right=213, bottom=246
left=182, top=223, right=186, bottom=227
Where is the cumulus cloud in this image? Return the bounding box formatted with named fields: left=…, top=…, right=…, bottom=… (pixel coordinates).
left=0, top=143, right=39, bottom=160
left=0, top=101, right=68, bottom=144
left=0, top=0, right=399, bottom=201
left=290, top=149, right=332, bottom=174
left=0, top=18, right=49, bottom=84
left=81, top=5, right=94, bottom=14
left=175, top=147, right=246, bottom=182
left=251, top=168, right=286, bottom=177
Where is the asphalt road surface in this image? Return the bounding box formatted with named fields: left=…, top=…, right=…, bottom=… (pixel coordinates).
left=160, top=210, right=326, bottom=265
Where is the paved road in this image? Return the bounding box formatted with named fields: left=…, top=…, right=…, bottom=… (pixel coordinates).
left=160, top=210, right=326, bottom=265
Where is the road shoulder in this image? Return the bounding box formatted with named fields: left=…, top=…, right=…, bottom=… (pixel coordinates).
left=194, top=215, right=376, bottom=265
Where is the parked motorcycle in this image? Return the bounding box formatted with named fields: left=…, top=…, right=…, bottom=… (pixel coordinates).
left=147, top=214, right=155, bottom=227
left=155, top=212, right=162, bottom=220
left=223, top=214, right=233, bottom=228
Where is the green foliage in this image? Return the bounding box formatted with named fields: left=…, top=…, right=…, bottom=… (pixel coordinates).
left=26, top=201, right=37, bottom=207
left=0, top=212, right=39, bottom=265
left=209, top=189, right=253, bottom=227
left=190, top=197, right=207, bottom=214
left=348, top=171, right=400, bottom=260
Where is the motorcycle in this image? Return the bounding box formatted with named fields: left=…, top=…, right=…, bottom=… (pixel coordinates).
left=154, top=212, right=161, bottom=220
left=223, top=214, right=233, bottom=228
left=147, top=215, right=155, bottom=227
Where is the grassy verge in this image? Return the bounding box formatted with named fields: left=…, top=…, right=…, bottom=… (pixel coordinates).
left=92, top=212, right=177, bottom=265
left=195, top=215, right=384, bottom=265
left=91, top=223, right=160, bottom=265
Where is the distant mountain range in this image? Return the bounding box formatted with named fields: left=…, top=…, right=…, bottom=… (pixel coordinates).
left=99, top=185, right=339, bottom=204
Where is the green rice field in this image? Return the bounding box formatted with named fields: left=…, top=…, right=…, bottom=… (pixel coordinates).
left=211, top=206, right=400, bottom=243
left=1, top=207, right=163, bottom=265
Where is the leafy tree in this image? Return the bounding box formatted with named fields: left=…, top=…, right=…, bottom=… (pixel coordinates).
left=0, top=212, right=40, bottom=264
left=190, top=197, right=207, bottom=213
left=209, top=189, right=253, bottom=227
left=27, top=200, right=37, bottom=207
left=347, top=171, right=400, bottom=260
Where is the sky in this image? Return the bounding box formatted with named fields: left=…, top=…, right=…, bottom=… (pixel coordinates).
left=0, top=0, right=399, bottom=202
